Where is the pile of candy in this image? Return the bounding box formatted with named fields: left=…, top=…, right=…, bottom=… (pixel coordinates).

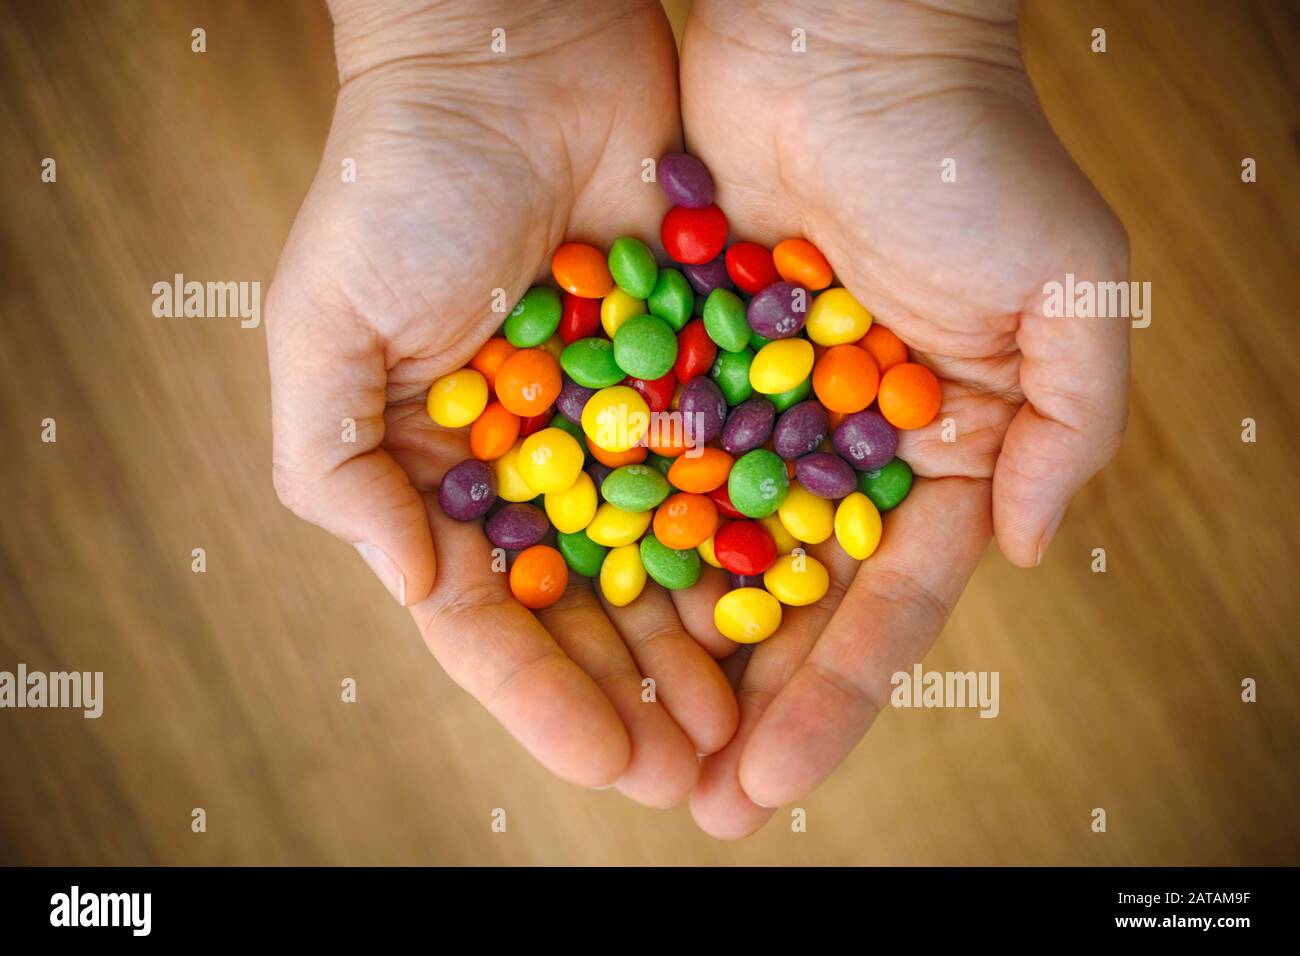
left=428, top=152, right=940, bottom=643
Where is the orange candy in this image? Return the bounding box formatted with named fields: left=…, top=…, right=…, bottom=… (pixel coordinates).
left=469, top=337, right=517, bottom=392
left=494, top=348, right=561, bottom=417
left=859, top=324, right=909, bottom=373
left=653, top=492, right=718, bottom=549
left=470, top=400, right=521, bottom=460
left=551, top=242, right=614, bottom=298
left=772, top=238, right=833, bottom=291
left=667, top=448, right=734, bottom=493
left=812, top=344, right=880, bottom=414
left=649, top=427, right=690, bottom=458
left=588, top=440, right=647, bottom=468
left=509, top=544, right=569, bottom=610
left=877, top=362, right=942, bottom=430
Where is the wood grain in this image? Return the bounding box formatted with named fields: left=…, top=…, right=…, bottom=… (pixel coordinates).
left=0, top=0, right=1296, bottom=864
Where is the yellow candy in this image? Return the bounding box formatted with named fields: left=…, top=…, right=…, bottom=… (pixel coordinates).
left=600, top=287, right=646, bottom=338
left=806, top=287, right=872, bottom=345
left=517, top=427, right=584, bottom=493
left=599, top=543, right=647, bottom=607
left=749, top=338, right=814, bottom=394
left=427, top=368, right=488, bottom=427
left=544, top=470, right=597, bottom=534
left=586, top=502, right=653, bottom=547
left=834, top=492, right=883, bottom=560
left=492, top=442, right=537, bottom=502
left=538, top=333, right=566, bottom=363
left=714, top=588, right=782, bottom=644
left=758, top=513, right=799, bottom=555
left=763, top=552, right=830, bottom=607
left=581, top=385, right=650, bottom=453
left=697, top=533, right=723, bottom=568
left=776, top=481, right=834, bottom=544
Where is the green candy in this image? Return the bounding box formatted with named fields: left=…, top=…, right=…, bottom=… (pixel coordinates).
left=769, top=375, right=812, bottom=412
left=645, top=452, right=675, bottom=478
left=727, top=449, right=789, bottom=518
left=608, top=236, right=658, bottom=299
left=557, top=530, right=608, bottom=578
left=601, top=463, right=671, bottom=513
left=711, top=347, right=754, bottom=406
left=702, top=288, right=751, bottom=353
left=613, top=314, right=677, bottom=380
left=858, top=457, right=913, bottom=511
left=504, top=286, right=561, bottom=347
left=639, top=534, right=702, bottom=590
left=548, top=412, right=588, bottom=451
left=749, top=328, right=772, bottom=351
left=646, top=268, right=694, bottom=331
left=561, top=337, right=624, bottom=388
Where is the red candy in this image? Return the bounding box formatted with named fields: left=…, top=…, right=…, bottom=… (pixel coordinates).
left=559, top=292, right=602, bottom=344
left=519, top=411, right=552, bottom=437
left=713, top=520, right=778, bottom=576
left=626, top=370, right=677, bottom=413
left=725, top=242, right=780, bottom=295
left=673, top=318, right=718, bottom=384
left=661, top=204, right=728, bottom=265
left=707, top=483, right=746, bottom=519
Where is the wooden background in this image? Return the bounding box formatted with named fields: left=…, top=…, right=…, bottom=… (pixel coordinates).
left=1, top=0, right=1296, bottom=865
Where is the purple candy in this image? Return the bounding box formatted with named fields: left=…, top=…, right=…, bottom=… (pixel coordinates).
left=721, top=398, right=776, bottom=455
left=833, top=410, right=898, bottom=471
left=658, top=152, right=715, bottom=209
left=556, top=376, right=596, bottom=422
left=438, top=459, right=497, bottom=521
left=746, top=282, right=807, bottom=339
left=682, top=257, right=733, bottom=295
left=772, top=400, right=828, bottom=459
left=730, top=573, right=764, bottom=590
left=586, top=462, right=614, bottom=499
left=795, top=452, right=857, bottom=499
left=485, top=503, right=549, bottom=550
left=678, top=376, right=728, bottom=446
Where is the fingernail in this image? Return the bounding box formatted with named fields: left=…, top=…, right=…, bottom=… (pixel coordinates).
left=354, top=542, right=407, bottom=605
left=1034, top=507, right=1067, bottom=566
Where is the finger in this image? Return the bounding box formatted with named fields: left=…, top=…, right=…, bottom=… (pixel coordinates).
left=895, top=379, right=1017, bottom=482
left=601, top=583, right=739, bottom=757
left=667, top=564, right=739, bottom=659
left=738, top=477, right=992, bottom=807
left=534, top=580, right=700, bottom=808
left=267, top=282, right=435, bottom=606
left=411, top=495, right=630, bottom=789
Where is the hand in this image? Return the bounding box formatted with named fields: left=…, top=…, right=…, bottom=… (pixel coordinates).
left=678, top=0, right=1129, bottom=836
left=267, top=0, right=737, bottom=805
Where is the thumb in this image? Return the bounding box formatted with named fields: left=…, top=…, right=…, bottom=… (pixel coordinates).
left=266, top=278, right=435, bottom=606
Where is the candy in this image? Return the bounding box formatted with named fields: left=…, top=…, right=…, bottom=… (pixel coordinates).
left=859, top=323, right=909, bottom=372
left=795, top=451, right=857, bottom=499
left=813, top=343, right=880, bottom=413
left=587, top=501, right=653, bottom=547
left=469, top=337, right=516, bottom=391
left=730, top=573, right=764, bottom=589
left=806, top=287, right=872, bottom=345
left=710, top=347, right=755, bottom=406
left=485, top=503, right=549, bottom=550
left=586, top=461, right=614, bottom=498
left=646, top=268, right=694, bottom=330
left=559, top=292, right=602, bottom=344
left=544, top=469, right=598, bottom=533
left=639, top=534, right=703, bottom=590
left=547, top=411, right=585, bottom=448
left=599, top=543, right=647, bottom=606
left=600, top=287, right=646, bottom=337
left=776, top=481, right=835, bottom=544
left=769, top=375, right=812, bottom=412
left=517, top=427, right=584, bottom=494
left=877, top=362, right=942, bottom=430
left=556, top=529, right=608, bottom=577
left=683, top=257, right=733, bottom=295
left=427, top=368, right=488, bottom=428
left=763, top=552, right=830, bottom=606
left=519, top=411, right=552, bottom=438
left=673, top=318, right=718, bottom=384
left=758, top=512, right=799, bottom=554
left=714, top=588, right=782, bottom=644
left=626, top=369, right=677, bottom=413
left=677, top=376, right=728, bottom=445
left=556, top=377, right=597, bottom=421
left=438, top=459, right=498, bottom=521
left=721, top=397, right=776, bottom=455
left=601, top=463, right=671, bottom=513
left=613, top=314, right=678, bottom=380
left=727, top=448, right=789, bottom=518
left=509, top=544, right=569, bottom=610
left=607, top=236, right=659, bottom=299
left=588, top=440, right=646, bottom=468
left=708, top=482, right=746, bottom=519
left=505, top=286, right=563, bottom=347
left=713, top=519, right=777, bottom=576
left=858, top=457, right=913, bottom=511
left=657, top=152, right=715, bottom=209
left=652, top=492, right=718, bottom=549
left=551, top=242, right=614, bottom=298
left=494, top=348, right=561, bottom=417
left=702, top=288, right=751, bottom=353
left=772, top=400, right=828, bottom=459
left=644, top=452, right=674, bottom=477
left=581, top=385, right=651, bottom=453
left=724, top=242, right=780, bottom=295
left=772, top=238, right=832, bottom=291
left=469, top=400, right=522, bottom=461
left=697, top=533, right=724, bottom=568
left=492, top=443, right=538, bottom=502
left=746, top=282, right=808, bottom=339
left=834, top=492, right=883, bottom=560
left=667, top=446, right=734, bottom=493
left=662, top=204, right=728, bottom=265
left=833, top=409, right=898, bottom=471
left=750, top=338, right=814, bottom=394
left=560, top=337, right=624, bottom=389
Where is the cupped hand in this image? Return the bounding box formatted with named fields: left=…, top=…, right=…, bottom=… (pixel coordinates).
left=678, top=0, right=1129, bottom=836
left=267, top=0, right=737, bottom=805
